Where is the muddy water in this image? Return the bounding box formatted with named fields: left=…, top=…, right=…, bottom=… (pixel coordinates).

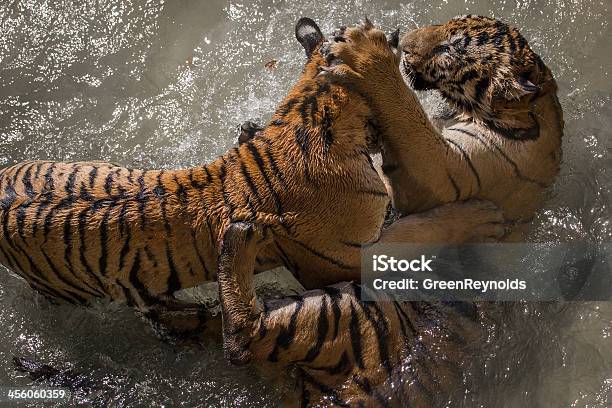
left=0, top=0, right=610, bottom=406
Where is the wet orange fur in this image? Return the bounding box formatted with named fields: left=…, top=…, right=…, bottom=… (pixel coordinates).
left=0, top=20, right=502, bottom=336
left=218, top=17, right=564, bottom=406
left=326, top=16, right=563, bottom=240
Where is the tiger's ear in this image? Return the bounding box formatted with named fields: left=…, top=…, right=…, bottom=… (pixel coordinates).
left=388, top=28, right=400, bottom=51
left=494, top=72, right=540, bottom=103
left=295, top=17, right=324, bottom=57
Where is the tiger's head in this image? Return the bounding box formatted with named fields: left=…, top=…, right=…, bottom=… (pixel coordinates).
left=398, top=15, right=555, bottom=132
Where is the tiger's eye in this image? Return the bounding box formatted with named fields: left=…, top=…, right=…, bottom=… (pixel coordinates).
left=431, top=44, right=450, bottom=55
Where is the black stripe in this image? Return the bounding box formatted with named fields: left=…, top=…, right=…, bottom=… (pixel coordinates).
left=33, top=162, right=45, bottom=179
left=0, top=165, right=11, bottom=182
left=118, top=221, right=131, bottom=271
left=476, top=30, right=489, bottom=45
left=349, top=301, right=365, bottom=369
left=267, top=296, right=304, bottom=362
left=153, top=171, right=170, bottom=232
left=240, top=191, right=257, bottom=221
left=190, top=229, right=209, bottom=280
left=29, top=272, right=78, bottom=304
left=188, top=168, right=204, bottom=189
left=239, top=160, right=262, bottom=206
left=104, top=171, right=114, bottom=195
left=257, top=302, right=270, bottom=340
left=303, top=296, right=329, bottom=362
left=136, top=171, right=148, bottom=229
left=64, top=164, right=79, bottom=195
left=44, top=167, right=82, bottom=237
left=445, top=138, right=481, bottom=192
left=321, top=104, right=334, bottom=154
left=1, top=183, right=20, bottom=258
left=79, top=182, right=93, bottom=201
left=118, top=202, right=128, bottom=237
left=322, top=286, right=342, bottom=340
left=473, top=76, right=490, bottom=104
left=77, top=207, right=96, bottom=278
left=448, top=127, right=547, bottom=187
left=245, top=142, right=283, bottom=214
left=447, top=171, right=461, bottom=201
left=88, top=167, right=98, bottom=189
left=40, top=249, right=91, bottom=303
left=32, top=164, right=57, bottom=235
left=202, top=166, right=212, bottom=184
left=356, top=188, right=389, bottom=197
left=165, top=242, right=181, bottom=293
left=276, top=97, right=299, bottom=117
left=341, top=240, right=362, bottom=248
left=218, top=159, right=233, bottom=216
left=43, top=196, right=76, bottom=241
left=21, top=163, right=36, bottom=197
left=393, top=302, right=417, bottom=336
left=128, top=250, right=156, bottom=306
left=61, top=210, right=104, bottom=296
left=0, top=240, right=30, bottom=280
left=361, top=302, right=393, bottom=376
left=15, top=164, right=37, bottom=240
left=284, top=235, right=354, bottom=270
left=295, top=126, right=312, bottom=181
left=262, top=146, right=287, bottom=188
left=174, top=176, right=188, bottom=205
left=98, top=206, right=111, bottom=276
left=10, top=162, right=32, bottom=187
left=175, top=173, right=210, bottom=279
left=144, top=245, right=158, bottom=267
left=391, top=303, right=411, bottom=343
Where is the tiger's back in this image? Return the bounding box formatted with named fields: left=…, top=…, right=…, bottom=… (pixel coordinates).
left=0, top=161, right=218, bottom=305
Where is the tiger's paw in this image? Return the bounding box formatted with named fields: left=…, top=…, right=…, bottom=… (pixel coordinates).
left=319, top=20, right=399, bottom=94
left=432, top=199, right=507, bottom=243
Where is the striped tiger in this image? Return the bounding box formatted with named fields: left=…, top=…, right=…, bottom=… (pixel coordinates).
left=322, top=16, right=563, bottom=240
left=219, top=222, right=485, bottom=407
left=219, top=17, right=564, bottom=405
left=0, top=18, right=503, bottom=334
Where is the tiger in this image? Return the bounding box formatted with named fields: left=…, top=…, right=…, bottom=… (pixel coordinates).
left=218, top=17, right=564, bottom=406
left=320, top=15, right=564, bottom=240
left=0, top=18, right=503, bottom=335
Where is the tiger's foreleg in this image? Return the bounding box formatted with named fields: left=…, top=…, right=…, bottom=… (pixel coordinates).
left=217, top=221, right=270, bottom=364
left=322, top=24, right=472, bottom=213
left=217, top=221, right=355, bottom=366
left=378, top=199, right=506, bottom=244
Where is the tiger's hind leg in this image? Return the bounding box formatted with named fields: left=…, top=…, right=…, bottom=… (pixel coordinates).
left=143, top=295, right=221, bottom=343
